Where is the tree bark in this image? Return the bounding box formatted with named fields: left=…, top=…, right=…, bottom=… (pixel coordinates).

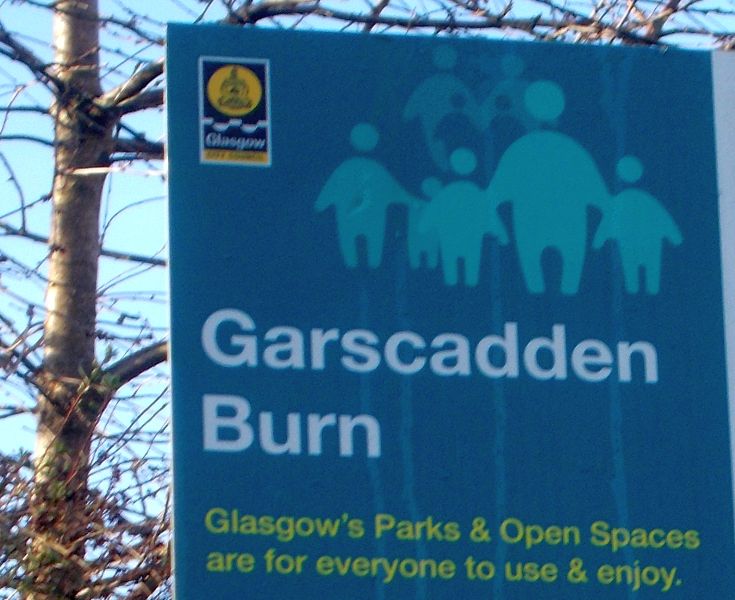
left=27, top=1, right=113, bottom=598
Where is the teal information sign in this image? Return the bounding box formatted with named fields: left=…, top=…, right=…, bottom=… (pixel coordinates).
left=167, top=25, right=735, bottom=599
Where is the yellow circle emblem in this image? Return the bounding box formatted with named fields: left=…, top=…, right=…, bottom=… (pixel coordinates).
left=206, top=65, right=263, bottom=117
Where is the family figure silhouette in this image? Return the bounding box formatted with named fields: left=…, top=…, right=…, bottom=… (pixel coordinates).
left=315, top=50, right=682, bottom=295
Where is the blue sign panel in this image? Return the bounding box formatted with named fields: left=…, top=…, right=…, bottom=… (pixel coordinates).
left=167, top=25, right=735, bottom=599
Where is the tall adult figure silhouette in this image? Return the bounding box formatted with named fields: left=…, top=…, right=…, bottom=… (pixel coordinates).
left=487, top=81, right=609, bottom=294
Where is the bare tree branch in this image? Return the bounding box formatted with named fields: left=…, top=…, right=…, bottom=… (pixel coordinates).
left=116, top=89, right=165, bottom=114
left=0, top=105, right=50, bottom=115
left=113, top=137, right=165, bottom=161
left=0, top=20, right=62, bottom=92
left=104, top=341, right=168, bottom=389
left=0, top=134, right=54, bottom=146
left=0, top=220, right=166, bottom=266
left=225, top=1, right=665, bottom=43
left=98, top=59, right=165, bottom=110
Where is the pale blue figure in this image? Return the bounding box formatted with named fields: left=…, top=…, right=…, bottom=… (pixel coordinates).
left=407, top=178, right=441, bottom=270
left=404, top=46, right=480, bottom=171
left=487, top=81, right=609, bottom=294
left=419, top=148, right=509, bottom=286
left=592, top=157, right=683, bottom=294
left=315, top=123, right=413, bottom=268
left=478, top=55, right=538, bottom=132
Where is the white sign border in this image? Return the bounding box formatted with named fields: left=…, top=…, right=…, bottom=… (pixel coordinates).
left=713, top=50, right=735, bottom=541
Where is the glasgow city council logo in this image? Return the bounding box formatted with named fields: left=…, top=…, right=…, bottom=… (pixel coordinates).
left=199, top=57, right=271, bottom=166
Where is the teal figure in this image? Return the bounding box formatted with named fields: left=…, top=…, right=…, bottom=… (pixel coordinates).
left=407, top=178, right=441, bottom=270
left=419, top=148, right=509, bottom=286
left=592, top=156, right=683, bottom=294
left=315, top=123, right=412, bottom=268
left=487, top=81, right=608, bottom=294
left=478, top=55, right=538, bottom=132
left=404, top=46, right=480, bottom=171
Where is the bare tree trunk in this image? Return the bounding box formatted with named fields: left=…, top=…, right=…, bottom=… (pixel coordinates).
left=27, top=1, right=112, bottom=598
